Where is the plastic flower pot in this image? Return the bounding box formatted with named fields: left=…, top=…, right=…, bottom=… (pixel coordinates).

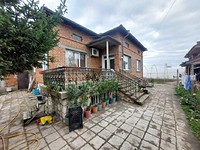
left=106, top=99, right=110, bottom=106
left=92, top=105, right=98, bottom=113
left=98, top=104, right=102, bottom=111
left=102, top=101, right=106, bottom=108
left=84, top=109, right=91, bottom=118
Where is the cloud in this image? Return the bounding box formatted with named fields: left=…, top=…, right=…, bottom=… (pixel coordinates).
left=40, top=0, right=200, bottom=77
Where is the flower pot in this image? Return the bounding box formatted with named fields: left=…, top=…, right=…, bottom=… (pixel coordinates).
left=98, top=104, right=102, bottom=111
left=112, top=97, right=116, bottom=103
left=92, top=106, right=98, bottom=113
left=106, top=99, right=109, bottom=106
left=102, top=101, right=106, bottom=108
left=84, top=109, right=91, bottom=118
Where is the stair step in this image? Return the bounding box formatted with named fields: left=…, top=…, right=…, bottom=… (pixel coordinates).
left=135, top=94, right=149, bottom=105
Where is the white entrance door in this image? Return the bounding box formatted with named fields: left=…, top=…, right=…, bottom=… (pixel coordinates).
left=102, top=56, right=115, bottom=69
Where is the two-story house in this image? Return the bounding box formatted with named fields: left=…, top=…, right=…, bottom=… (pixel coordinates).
left=2, top=7, right=147, bottom=91
left=35, top=7, right=147, bottom=84
left=180, top=41, right=200, bottom=81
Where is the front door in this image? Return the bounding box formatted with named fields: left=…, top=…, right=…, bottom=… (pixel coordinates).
left=103, top=56, right=115, bottom=69
left=18, top=72, right=29, bottom=89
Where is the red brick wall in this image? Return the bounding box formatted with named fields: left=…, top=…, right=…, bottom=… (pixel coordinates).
left=112, top=33, right=143, bottom=78
left=5, top=75, right=18, bottom=87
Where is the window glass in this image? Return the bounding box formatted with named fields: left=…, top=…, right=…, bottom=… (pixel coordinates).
left=66, top=50, right=86, bottom=67
left=42, top=53, right=48, bottom=70
left=123, top=55, right=131, bottom=70
left=72, top=34, right=82, bottom=41
left=136, top=60, right=141, bottom=71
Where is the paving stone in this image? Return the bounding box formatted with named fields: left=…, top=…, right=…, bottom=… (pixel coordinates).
left=108, top=135, right=124, bottom=149
left=38, top=138, right=47, bottom=149
left=161, top=127, right=176, bottom=137
left=45, top=131, right=60, bottom=144
left=41, top=146, right=50, bottom=150
left=160, top=140, right=176, bottom=150
left=80, top=144, right=94, bottom=150
left=89, top=136, right=105, bottom=149
left=135, top=119, right=149, bottom=131
left=49, top=137, right=66, bottom=150
left=120, top=123, right=133, bottom=133
left=125, top=116, right=139, bottom=126
left=149, top=122, right=161, bottom=130
left=112, top=119, right=124, bottom=127
left=161, top=132, right=176, bottom=145
left=41, top=127, right=56, bottom=137
left=131, top=127, right=145, bottom=138
left=126, top=134, right=141, bottom=147
left=105, top=124, right=118, bottom=133
left=75, top=127, right=87, bottom=135
left=99, top=142, right=117, bottom=150
left=81, top=130, right=96, bottom=141
left=98, top=120, right=109, bottom=127
left=105, top=116, right=115, bottom=122
left=59, top=145, right=72, bottom=150
left=91, top=125, right=103, bottom=134
left=120, top=141, right=137, bottom=150
left=114, top=128, right=129, bottom=139
left=147, top=127, right=161, bottom=138
left=84, top=121, right=95, bottom=128
left=142, top=115, right=152, bottom=121
left=63, top=131, right=78, bottom=143
left=144, top=133, right=160, bottom=146
left=92, top=117, right=103, bottom=123
left=140, top=140, right=158, bottom=150
left=70, top=136, right=86, bottom=149
left=99, top=129, right=112, bottom=140
left=152, top=118, right=163, bottom=125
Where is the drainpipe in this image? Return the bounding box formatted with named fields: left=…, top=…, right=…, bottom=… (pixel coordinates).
left=121, top=30, right=130, bottom=70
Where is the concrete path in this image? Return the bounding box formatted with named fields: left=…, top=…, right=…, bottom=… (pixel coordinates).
left=0, top=83, right=199, bottom=150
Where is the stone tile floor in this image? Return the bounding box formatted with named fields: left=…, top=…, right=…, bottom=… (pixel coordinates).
left=0, top=82, right=199, bottom=150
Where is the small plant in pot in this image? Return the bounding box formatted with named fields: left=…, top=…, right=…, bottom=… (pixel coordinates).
left=112, top=79, right=119, bottom=102
left=97, top=82, right=106, bottom=108
left=84, top=105, right=91, bottom=118
left=92, top=104, right=98, bottom=113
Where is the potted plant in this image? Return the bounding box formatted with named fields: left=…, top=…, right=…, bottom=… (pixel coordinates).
left=84, top=105, right=91, bottom=118
left=97, top=82, right=106, bottom=108
left=102, top=100, right=106, bottom=108
left=92, top=104, right=98, bottom=113
left=112, top=79, right=119, bottom=102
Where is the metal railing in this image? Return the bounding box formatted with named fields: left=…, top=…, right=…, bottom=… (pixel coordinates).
left=119, top=69, right=148, bottom=87
left=115, top=71, right=141, bottom=99
left=43, top=67, right=115, bottom=90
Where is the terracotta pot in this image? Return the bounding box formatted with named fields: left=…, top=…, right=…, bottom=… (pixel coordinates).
left=84, top=109, right=91, bottom=118
left=102, top=101, right=106, bottom=108
left=92, top=106, right=98, bottom=113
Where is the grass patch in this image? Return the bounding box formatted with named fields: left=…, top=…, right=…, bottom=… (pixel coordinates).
left=176, top=86, right=200, bottom=140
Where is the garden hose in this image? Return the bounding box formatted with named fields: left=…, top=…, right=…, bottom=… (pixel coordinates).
left=0, top=92, right=39, bottom=150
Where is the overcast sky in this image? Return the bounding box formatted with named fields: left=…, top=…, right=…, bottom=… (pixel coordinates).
left=40, top=0, right=200, bottom=78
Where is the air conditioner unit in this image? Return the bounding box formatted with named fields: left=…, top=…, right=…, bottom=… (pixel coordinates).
left=91, top=48, right=99, bottom=57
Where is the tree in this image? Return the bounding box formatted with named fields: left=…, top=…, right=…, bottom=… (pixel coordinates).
left=0, top=0, right=67, bottom=77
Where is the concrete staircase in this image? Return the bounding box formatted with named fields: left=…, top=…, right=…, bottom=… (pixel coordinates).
left=116, top=71, right=149, bottom=105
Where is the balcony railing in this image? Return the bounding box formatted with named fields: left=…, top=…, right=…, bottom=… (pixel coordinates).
left=43, top=67, right=115, bottom=90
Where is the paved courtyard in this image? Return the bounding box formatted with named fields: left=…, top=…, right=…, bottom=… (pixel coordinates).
left=0, top=83, right=199, bottom=150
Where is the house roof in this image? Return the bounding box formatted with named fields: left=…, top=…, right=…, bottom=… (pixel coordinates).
left=87, top=35, right=121, bottom=49
left=43, top=7, right=98, bottom=36
left=185, top=41, right=200, bottom=58
left=100, top=25, right=147, bottom=51
left=43, top=7, right=147, bottom=51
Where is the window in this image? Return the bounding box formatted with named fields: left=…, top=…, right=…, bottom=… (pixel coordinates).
left=72, top=33, right=82, bottom=41
left=66, top=50, right=86, bottom=67
left=123, top=55, right=131, bottom=70
left=136, top=59, right=141, bottom=71
left=42, top=53, right=48, bottom=70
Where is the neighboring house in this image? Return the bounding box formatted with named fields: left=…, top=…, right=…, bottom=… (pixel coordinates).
left=35, top=7, right=147, bottom=84
left=3, top=7, right=147, bottom=90
left=180, top=41, right=200, bottom=81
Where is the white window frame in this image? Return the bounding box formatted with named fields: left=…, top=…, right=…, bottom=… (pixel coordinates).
left=42, top=53, right=48, bottom=70
left=136, top=59, right=141, bottom=72
left=123, top=55, right=131, bottom=70
left=66, top=49, right=87, bottom=68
